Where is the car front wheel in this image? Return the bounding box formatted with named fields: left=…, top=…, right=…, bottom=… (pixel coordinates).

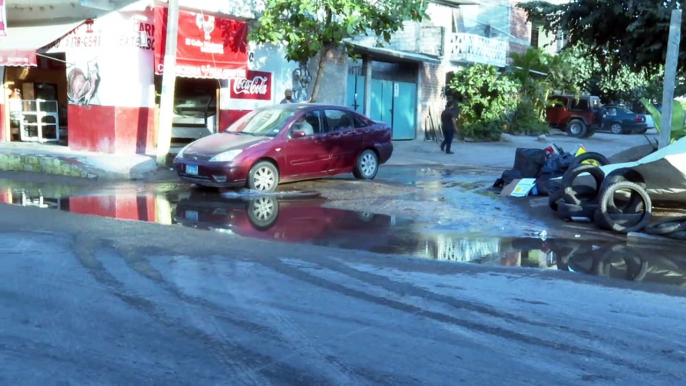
left=353, top=149, right=379, bottom=180
left=610, top=123, right=624, bottom=135
left=248, top=161, right=279, bottom=192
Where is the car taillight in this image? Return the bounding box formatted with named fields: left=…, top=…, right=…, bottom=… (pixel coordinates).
left=635, top=116, right=645, bottom=122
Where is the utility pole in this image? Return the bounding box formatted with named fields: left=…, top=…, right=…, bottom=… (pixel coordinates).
left=659, top=9, right=682, bottom=149
left=156, top=0, right=180, bottom=166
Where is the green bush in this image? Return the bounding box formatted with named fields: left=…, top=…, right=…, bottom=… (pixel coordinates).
left=510, top=100, right=550, bottom=135
left=447, top=64, right=519, bottom=141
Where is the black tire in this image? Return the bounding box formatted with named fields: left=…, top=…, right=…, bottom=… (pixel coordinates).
left=246, top=196, right=280, bottom=230
left=556, top=202, right=598, bottom=220
left=644, top=216, right=686, bottom=236
left=665, top=231, right=686, bottom=240
left=600, top=168, right=646, bottom=213
left=582, top=126, right=597, bottom=138
left=566, top=119, right=588, bottom=138
left=353, top=149, right=379, bottom=180
left=569, top=151, right=611, bottom=170
left=593, top=211, right=644, bottom=229
left=247, top=161, right=279, bottom=192
left=596, top=181, right=652, bottom=233
left=609, top=123, right=624, bottom=135
left=561, top=164, right=605, bottom=205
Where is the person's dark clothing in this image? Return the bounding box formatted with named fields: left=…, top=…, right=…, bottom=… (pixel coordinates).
left=440, top=106, right=459, bottom=153
left=280, top=98, right=293, bottom=104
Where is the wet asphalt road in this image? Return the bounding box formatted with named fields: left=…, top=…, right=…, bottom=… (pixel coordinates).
left=2, top=203, right=686, bottom=385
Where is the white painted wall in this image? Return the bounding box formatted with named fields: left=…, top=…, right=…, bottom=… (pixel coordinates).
left=45, top=2, right=156, bottom=108
left=218, top=42, right=302, bottom=111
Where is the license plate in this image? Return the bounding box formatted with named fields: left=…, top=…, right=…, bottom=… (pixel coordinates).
left=186, top=164, right=198, bottom=175
left=185, top=210, right=199, bottom=222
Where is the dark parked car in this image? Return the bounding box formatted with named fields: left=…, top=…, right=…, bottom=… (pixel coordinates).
left=601, top=105, right=651, bottom=134
left=173, top=103, right=393, bottom=192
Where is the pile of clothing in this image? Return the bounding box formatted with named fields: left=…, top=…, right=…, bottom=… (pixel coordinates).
left=493, top=145, right=577, bottom=196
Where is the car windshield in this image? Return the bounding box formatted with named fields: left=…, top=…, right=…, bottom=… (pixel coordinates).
left=225, top=108, right=297, bottom=137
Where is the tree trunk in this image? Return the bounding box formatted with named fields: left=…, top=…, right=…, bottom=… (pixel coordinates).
left=310, top=46, right=330, bottom=103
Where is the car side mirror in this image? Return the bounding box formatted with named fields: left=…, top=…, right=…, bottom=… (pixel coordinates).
left=291, top=130, right=307, bottom=138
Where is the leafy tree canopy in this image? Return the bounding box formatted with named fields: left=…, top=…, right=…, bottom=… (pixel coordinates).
left=250, top=0, right=427, bottom=101
left=518, top=0, right=682, bottom=74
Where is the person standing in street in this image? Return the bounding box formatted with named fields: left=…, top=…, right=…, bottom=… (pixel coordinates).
left=440, top=99, right=460, bottom=154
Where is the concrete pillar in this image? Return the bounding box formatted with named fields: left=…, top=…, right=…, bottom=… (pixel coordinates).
left=363, top=55, right=372, bottom=116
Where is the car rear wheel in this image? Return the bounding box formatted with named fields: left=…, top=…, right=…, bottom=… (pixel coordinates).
left=248, top=161, right=279, bottom=192
left=610, top=123, right=624, bottom=135
left=566, top=119, right=587, bottom=138
left=353, top=149, right=379, bottom=180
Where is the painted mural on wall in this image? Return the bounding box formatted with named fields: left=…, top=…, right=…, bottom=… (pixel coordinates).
left=46, top=7, right=155, bottom=108
left=291, top=64, right=312, bottom=102
left=67, top=58, right=101, bottom=105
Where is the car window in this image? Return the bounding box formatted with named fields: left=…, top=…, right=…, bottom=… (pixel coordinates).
left=570, top=99, right=589, bottom=111
left=549, top=97, right=567, bottom=108
left=225, top=107, right=296, bottom=137
left=324, top=110, right=355, bottom=132
left=291, top=110, right=323, bottom=136
left=352, top=114, right=368, bottom=128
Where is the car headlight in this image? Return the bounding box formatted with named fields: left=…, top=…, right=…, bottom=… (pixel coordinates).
left=176, top=143, right=192, bottom=159
left=209, top=149, right=243, bottom=162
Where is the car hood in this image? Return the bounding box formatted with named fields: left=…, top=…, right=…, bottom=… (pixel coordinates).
left=184, top=133, right=271, bottom=156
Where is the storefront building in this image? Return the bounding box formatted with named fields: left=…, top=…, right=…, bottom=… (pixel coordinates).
left=0, top=0, right=327, bottom=154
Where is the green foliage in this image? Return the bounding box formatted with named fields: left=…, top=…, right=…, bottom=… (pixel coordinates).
left=519, top=2, right=686, bottom=102
left=511, top=100, right=550, bottom=136
left=250, top=0, right=427, bottom=101
left=447, top=64, right=519, bottom=141
left=518, top=1, right=681, bottom=74
left=509, top=48, right=580, bottom=121
left=640, top=98, right=686, bottom=143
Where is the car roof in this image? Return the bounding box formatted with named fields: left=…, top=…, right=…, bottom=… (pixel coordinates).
left=257, top=103, right=355, bottom=112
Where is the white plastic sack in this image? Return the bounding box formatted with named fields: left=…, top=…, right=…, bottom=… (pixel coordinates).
left=599, top=136, right=686, bottom=203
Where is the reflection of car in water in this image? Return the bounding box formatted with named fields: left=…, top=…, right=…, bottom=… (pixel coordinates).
left=173, top=192, right=395, bottom=245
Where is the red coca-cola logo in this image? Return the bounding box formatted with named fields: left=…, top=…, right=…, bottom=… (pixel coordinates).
left=230, top=70, right=272, bottom=100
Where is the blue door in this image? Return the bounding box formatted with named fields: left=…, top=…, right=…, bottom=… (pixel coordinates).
left=346, top=74, right=365, bottom=113
left=391, top=81, right=417, bottom=140
left=371, top=79, right=393, bottom=127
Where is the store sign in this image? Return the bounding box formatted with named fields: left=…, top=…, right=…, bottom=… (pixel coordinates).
left=154, top=7, right=249, bottom=79
left=230, top=71, right=272, bottom=100
left=0, top=0, right=6, bottom=37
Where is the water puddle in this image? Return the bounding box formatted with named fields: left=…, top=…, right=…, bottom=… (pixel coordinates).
left=1, top=182, right=685, bottom=290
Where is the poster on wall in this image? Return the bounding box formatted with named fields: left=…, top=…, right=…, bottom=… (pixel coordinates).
left=230, top=70, right=272, bottom=100
left=154, top=7, right=249, bottom=79
left=0, top=0, right=6, bottom=37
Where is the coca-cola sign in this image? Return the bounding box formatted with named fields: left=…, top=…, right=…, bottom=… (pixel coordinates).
left=230, top=70, right=272, bottom=100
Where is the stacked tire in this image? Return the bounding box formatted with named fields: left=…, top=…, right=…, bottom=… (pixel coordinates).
left=549, top=152, right=652, bottom=234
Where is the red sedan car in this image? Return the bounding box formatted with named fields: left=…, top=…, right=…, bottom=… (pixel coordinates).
left=173, top=104, right=393, bottom=192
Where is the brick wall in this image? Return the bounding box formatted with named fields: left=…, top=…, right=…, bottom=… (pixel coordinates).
left=419, top=62, right=450, bottom=137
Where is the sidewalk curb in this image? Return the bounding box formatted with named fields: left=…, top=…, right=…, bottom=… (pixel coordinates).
left=0, top=153, right=158, bottom=180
